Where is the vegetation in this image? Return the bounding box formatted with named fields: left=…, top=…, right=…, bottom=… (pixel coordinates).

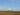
left=0, top=11, right=20, bottom=15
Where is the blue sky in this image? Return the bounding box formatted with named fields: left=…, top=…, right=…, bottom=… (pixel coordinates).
left=0, top=0, right=20, bottom=11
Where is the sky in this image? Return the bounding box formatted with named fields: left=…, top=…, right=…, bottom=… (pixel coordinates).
left=0, top=0, right=20, bottom=11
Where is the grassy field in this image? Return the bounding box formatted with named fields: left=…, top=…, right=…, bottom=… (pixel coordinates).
left=0, top=11, right=20, bottom=15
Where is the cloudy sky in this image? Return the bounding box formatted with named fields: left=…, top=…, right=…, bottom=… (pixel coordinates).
left=0, top=0, right=20, bottom=11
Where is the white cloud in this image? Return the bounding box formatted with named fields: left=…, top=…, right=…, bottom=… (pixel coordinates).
left=0, top=8, right=1, bottom=9
left=8, top=8, right=12, bottom=10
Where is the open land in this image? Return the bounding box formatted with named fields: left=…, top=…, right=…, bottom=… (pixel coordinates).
left=0, top=11, right=20, bottom=15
